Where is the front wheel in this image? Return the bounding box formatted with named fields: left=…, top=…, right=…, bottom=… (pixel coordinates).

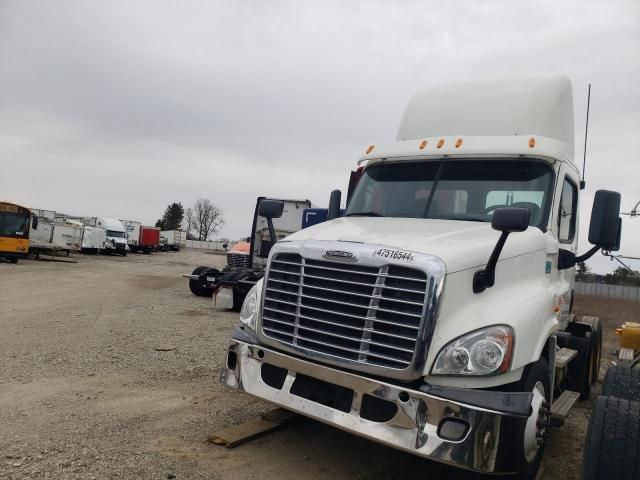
left=513, top=358, right=551, bottom=479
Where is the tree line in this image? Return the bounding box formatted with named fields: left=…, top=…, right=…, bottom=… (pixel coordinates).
left=576, top=262, right=640, bottom=286
left=155, top=199, right=224, bottom=241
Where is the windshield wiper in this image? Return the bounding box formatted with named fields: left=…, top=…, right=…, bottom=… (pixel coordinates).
left=434, top=216, right=488, bottom=223
left=345, top=211, right=384, bottom=217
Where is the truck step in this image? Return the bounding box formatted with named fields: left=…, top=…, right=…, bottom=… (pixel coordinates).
left=555, top=347, right=578, bottom=369
left=550, top=390, right=580, bottom=426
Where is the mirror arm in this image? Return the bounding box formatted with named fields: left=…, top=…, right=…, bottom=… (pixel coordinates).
left=575, top=245, right=600, bottom=264
left=558, top=245, right=600, bottom=270
left=267, top=218, right=277, bottom=244
left=473, top=231, right=510, bottom=293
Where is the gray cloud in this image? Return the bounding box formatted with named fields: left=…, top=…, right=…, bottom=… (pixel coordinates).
left=1, top=0, right=639, bottom=272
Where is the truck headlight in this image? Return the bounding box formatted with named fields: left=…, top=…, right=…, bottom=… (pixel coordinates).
left=431, top=325, right=514, bottom=376
left=239, top=285, right=258, bottom=332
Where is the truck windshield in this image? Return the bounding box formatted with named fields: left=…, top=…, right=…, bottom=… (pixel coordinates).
left=106, top=230, right=125, bottom=238
left=346, top=160, right=554, bottom=228
left=0, top=212, right=29, bottom=237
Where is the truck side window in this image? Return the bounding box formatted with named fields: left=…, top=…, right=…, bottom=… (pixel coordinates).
left=558, top=178, right=577, bottom=243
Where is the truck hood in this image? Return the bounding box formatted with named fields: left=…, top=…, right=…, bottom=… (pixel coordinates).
left=284, top=217, right=547, bottom=274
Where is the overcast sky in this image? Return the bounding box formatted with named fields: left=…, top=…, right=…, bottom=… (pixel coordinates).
left=1, top=0, right=639, bottom=273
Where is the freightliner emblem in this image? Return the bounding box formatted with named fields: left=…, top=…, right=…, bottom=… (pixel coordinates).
left=323, top=250, right=356, bottom=262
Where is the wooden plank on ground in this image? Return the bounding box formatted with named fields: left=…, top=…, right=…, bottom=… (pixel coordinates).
left=208, top=408, right=297, bottom=448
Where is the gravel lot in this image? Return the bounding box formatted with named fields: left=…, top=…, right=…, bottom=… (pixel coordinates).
left=0, top=250, right=627, bottom=480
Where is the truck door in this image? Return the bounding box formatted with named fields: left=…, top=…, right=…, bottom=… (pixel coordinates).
left=552, top=166, right=580, bottom=321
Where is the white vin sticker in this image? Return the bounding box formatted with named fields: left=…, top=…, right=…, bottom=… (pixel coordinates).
left=373, top=248, right=415, bottom=262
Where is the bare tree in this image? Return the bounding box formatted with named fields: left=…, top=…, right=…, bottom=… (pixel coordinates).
left=184, top=199, right=224, bottom=241
left=183, top=207, right=196, bottom=240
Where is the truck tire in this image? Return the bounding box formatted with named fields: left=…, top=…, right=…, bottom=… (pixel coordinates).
left=511, top=357, right=551, bottom=480
left=582, top=395, right=640, bottom=480
left=188, top=267, right=220, bottom=297
left=602, top=365, right=640, bottom=402
left=579, top=316, right=603, bottom=385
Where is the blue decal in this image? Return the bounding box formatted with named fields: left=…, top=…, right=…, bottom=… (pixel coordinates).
left=545, top=261, right=552, bottom=274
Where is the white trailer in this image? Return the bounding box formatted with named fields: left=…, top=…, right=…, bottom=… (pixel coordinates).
left=29, top=221, right=54, bottom=245
left=28, top=219, right=83, bottom=256
left=51, top=223, right=83, bottom=251
left=81, top=226, right=107, bottom=253
left=31, top=208, right=56, bottom=221
left=121, top=220, right=142, bottom=249
left=160, top=230, right=186, bottom=251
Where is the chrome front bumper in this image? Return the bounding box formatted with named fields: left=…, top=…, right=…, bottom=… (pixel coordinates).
left=221, top=336, right=530, bottom=474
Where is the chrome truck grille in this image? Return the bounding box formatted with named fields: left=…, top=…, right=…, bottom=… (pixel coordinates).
left=227, top=252, right=251, bottom=269
left=258, top=242, right=445, bottom=380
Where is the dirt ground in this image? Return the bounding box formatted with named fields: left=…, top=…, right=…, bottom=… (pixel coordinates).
left=1, top=250, right=638, bottom=480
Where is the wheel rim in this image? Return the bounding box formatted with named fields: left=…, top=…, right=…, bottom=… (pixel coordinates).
left=523, top=381, right=547, bottom=463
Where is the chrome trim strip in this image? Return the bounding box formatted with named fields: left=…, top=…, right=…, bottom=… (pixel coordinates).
left=263, top=310, right=417, bottom=342
left=269, top=275, right=426, bottom=296
left=262, top=327, right=412, bottom=364
left=273, top=259, right=429, bottom=283
left=262, top=318, right=414, bottom=353
left=270, top=269, right=426, bottom=293
left=266, top=287, right=424, bottom=318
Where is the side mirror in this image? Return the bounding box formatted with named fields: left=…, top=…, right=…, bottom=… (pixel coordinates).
left=32, top=215, right=38, bottom=230
left=588, top=190, right=621, bottom=250
left=258, top=200, right=284, bottom=220
left=327, top=190, right=342, bottom=221
left=491, top=207, right=530, bottom=232
left=258, top=200, right=284, bottom=245
left=473, top=207, right=530, bottom=293
left=559, top=190, right=622, bottom=270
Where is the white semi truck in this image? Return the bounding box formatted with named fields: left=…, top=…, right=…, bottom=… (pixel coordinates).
left=93, top=217, right=127, bottom=256
left=221, top=76, right=624, bottom=478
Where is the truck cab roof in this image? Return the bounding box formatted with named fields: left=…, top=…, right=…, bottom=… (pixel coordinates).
left=360, top=74, right=576, bottom=168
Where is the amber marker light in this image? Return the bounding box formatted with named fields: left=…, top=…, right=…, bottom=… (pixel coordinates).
left=365, top=144, right=375, bottom=154
left=497, top=329, right=514, bottom=372
left=529, top=137, right=536, bottom=148
left=455, top=138, right=463, bottom=148
left=437, top=139, right=445, bottom=148
left=419, top=140, right=428, bottom=150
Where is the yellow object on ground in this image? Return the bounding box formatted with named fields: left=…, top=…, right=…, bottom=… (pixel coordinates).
left=616, top=322, right=640, bottom=351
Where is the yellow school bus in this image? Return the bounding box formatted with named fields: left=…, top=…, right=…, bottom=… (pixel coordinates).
left=0, top=202, right=36, bottom=263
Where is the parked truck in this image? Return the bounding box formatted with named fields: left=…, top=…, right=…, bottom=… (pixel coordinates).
left=123, top=221, right=160, bottom=254
left=161, top=229, right=186, bottom=251
left=92, top=217, right=127, bottom=256
left=220, top=76, right=624, bottom=479
left=184, top=197, right=312, bottom=308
